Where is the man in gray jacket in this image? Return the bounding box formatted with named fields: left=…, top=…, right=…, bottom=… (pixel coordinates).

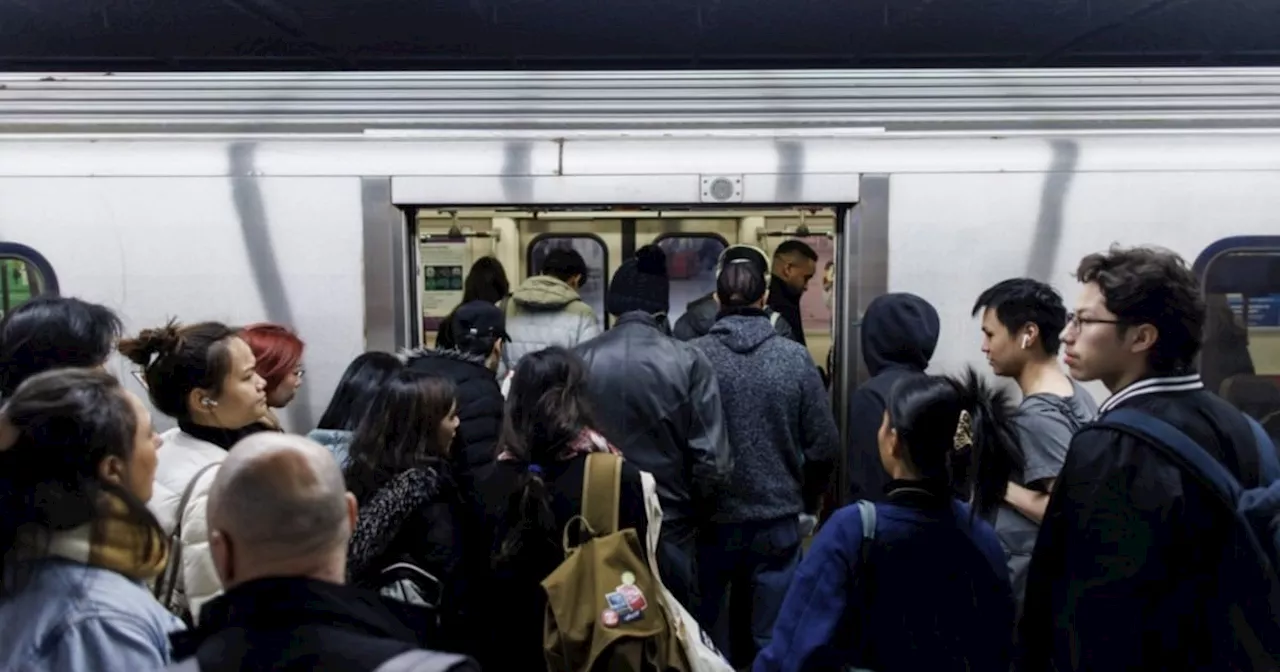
left=576, top=244, right=731, bottom=610
left=503, top=248, right=601, bottom=372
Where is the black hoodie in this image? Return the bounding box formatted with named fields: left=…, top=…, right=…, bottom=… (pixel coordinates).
left=845, top=293, right=941, bottom=503
left=169, top=577, right=479, bottom=671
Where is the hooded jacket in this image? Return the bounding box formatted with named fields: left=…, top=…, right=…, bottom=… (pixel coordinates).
left=503, top=275, right=601, bottom=372
left=845, top=293, right=941, bottom=503
left=168, top=576, right=479, bottom=671
left=574, top=311, right=731, bottom=521
left=403, top=348, right=504, bottom=483
left=672, top=293, right=797, bottom=343
left=691, top=312, right=839, bottom=523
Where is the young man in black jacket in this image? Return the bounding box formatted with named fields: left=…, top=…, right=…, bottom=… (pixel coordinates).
left=1019, top=245, right=1274, bottom=671
left=767, top=240, right=818, bottom=347
left=168, top=434, right=478, bottom=672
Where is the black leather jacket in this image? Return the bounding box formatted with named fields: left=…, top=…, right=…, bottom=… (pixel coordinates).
left=574, top=311, right=732, bottom=521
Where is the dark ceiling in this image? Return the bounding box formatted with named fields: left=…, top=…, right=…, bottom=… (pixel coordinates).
left=3, top=0, right=1280, bottom=71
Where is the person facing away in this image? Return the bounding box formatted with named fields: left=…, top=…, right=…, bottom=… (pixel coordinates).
left=308, top=352, right=404, bottom=470
left=672, top=244, right=796, bottom=343
left=342, top=371, right=467, bottom=653
left=405, top=300, right=508, bottom=488
left=690, top=258, right=840, bottom=667
left=435, top=256, right=510, bottom=351
left=470, top=346, right=648, bottom=671
left=166, top=433, right=480, bottom=672
left=0, top=369, right=184, bottom=671
left=845, top=293, right=941, bottom=504
left=240, top=323, right=306, bottom=431
left=503, top=248, right=601, bottom=373
left=0, top=295, right=122, bottom=398
left=119, top=321, right=271, bottom=622
left=1019, top=245, right=1280, bottom=671
left=971, top=278, right=1098, bottom=610
left=574, top=244, right=732, bottom=609
left=767, top=240, right=818, bottom=347
left=756, top=369, right=1016, bottom=672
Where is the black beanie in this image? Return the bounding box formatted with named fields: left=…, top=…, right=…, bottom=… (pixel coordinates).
left=607, top=245, right=670, bottom=317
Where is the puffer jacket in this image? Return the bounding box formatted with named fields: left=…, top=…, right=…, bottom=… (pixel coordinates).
left=691, top=311, right=839, bottom=523
left=573, top=311, right=731, bottom=521
left=147, top=428, right=227, bottom=623
left=403, top=348, right=504, bottom=483
left=307, top=428, right=354, bottom=469
left=503, top=276, right=601, bottom=373
left=672, top=292, right=796, bottom=343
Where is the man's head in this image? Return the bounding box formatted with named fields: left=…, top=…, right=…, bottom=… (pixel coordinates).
left=772, top=240, right=818, bottom=294
left=1062, top=245, right=1205, bottom=392
left=971, top=278, right=1068, bottom=378
left=207, top=433, right=357, bottom=588
left=541, top=248, right=589, bottom=290
left=451, top=300, right=509, bottom=371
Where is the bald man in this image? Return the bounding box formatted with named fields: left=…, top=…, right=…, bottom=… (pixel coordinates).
left=165, top=434, right=478, bottom=672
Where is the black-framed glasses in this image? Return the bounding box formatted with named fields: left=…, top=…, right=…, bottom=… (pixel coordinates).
left=1065, top=312, right=1123, bottom=331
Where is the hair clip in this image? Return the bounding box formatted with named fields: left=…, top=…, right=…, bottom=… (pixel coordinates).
left=528, top=464, right=543, bottom=476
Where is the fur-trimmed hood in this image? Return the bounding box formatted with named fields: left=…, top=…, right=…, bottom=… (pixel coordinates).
left=401, top=347, right=489, bottom=369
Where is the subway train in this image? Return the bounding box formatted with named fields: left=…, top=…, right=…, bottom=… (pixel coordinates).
left=0, top=68, right=1277, bottom=456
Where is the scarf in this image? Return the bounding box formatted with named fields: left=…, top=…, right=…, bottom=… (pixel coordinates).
left=23, top=492, right=169, bottom=582
left=497, top=427, right=621, bottom=463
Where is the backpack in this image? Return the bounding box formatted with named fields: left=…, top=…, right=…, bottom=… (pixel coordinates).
left=541, top=453, right=690, bottom=672
left=1099, top=408, right=1280, bottom=667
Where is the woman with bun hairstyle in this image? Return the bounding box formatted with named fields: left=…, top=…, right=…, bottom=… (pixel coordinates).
left=118, top=321, right=268, bottom=624
left=240, top=323, right=306, bottom=431
left=756, top=369, right=1018, bottom=672
left=0, top=368, right=183, bottom=670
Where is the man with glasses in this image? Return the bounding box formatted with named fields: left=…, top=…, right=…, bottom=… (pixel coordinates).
left=1019, top=245, right=1275, bottom=671
left=971, top=278, right=1097, bottom=612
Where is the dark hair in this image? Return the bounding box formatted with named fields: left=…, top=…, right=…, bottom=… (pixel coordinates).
left=885, top=367, right=1021, bottom=520
left=0, top=369, right=165, bottom=596
left=494, top=347, right=598, bottom=565
left=541, top=249, right=588, bottom=283
left=456, top=333, right=500, bottom=360
left=716, top=259, right=768, bottom=309
left=1076, top=245, right=1206, bottom=374
left=463, top=257, right=510, bottom=305
left=117, top=320, right=240, bottom=420
left=316, top=352, right=404, bottom=431
left=0, top=297, right=122, bottom=397
left=971, top=278, right=1068, bottom=356
left=342, top=370, right=457, bottom=503
left=774, top=239, right=818, bottom=262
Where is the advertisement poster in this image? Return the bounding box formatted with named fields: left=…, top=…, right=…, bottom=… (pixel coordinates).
left=420, top=239, right=470, bottom=333
left=1227, top=294, right=1280, bottom=328
left=798, top=235, right=835, bottom=331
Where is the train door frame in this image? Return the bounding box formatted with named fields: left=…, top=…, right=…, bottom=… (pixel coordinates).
left=374, top=165, right=889, bottom=508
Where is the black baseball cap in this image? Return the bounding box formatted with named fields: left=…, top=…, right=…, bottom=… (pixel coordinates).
left=451, top=300, right=510, bottom=343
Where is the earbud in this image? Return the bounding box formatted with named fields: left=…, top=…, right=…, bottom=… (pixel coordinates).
left=1021, top=335, right=1031, bottom=350
left=201, top=397, right=217, bottom=408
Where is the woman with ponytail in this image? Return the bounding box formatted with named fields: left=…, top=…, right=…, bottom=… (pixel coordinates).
left=756, top=368, right=1018, bottom=672
left=472, top=346, right=647, bottom=671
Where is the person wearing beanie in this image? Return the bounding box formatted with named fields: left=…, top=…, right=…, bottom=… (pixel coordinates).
left=574, top=244, right=732, bottom=610
left=672, top=244, right=797, bottom=343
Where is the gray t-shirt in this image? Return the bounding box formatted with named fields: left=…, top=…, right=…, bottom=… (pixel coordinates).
left=996, top=378, right=1099, bottom=609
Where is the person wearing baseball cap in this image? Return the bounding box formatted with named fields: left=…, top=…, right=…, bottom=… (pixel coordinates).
left=672, top=244, right=797, bottom=344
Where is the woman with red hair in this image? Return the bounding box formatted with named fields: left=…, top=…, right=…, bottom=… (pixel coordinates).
left=241, top=323, right=305, bottom=430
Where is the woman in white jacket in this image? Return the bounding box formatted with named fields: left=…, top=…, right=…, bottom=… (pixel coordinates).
left=119, top=321, right=269, bottom=624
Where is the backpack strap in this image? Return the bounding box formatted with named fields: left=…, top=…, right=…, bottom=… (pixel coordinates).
left=582, top=453, right=622, bottom=537
left=1100, top=408, right=1244, bottom=502
left=155, top=461, right=220, bottom=609
left=769, top=312, right=781, bottom=328
left=855, top=500, right=876, bottom=542
left=373, top=649, right=478, bottom=672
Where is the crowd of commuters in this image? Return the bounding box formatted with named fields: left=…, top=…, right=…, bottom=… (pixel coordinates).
left=0, top=241, right=1276, bottom=672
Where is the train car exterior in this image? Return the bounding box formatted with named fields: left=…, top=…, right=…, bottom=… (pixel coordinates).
left=0, top=69, right=1277, bottom=439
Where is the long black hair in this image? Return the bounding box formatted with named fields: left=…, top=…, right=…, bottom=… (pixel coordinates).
left=342, top=369, right=457, bottom=503
left=884, top=367, right=1021, bottom=519
left=0, top=297, right=122, bottom=398
left=0, top=369, right=166, bottom=596
left=493, top=347, right=598, bottom=565
left=316, top=352, right=403, bottom=431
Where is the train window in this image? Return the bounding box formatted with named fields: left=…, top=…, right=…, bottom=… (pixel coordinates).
left=0, top=244, right=58, bottom=318
left=1195, top=237, right=1280, bottom=443
left=527, top=235, right=609, bottom=324
left=654, top=234, right=728, bottom=325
